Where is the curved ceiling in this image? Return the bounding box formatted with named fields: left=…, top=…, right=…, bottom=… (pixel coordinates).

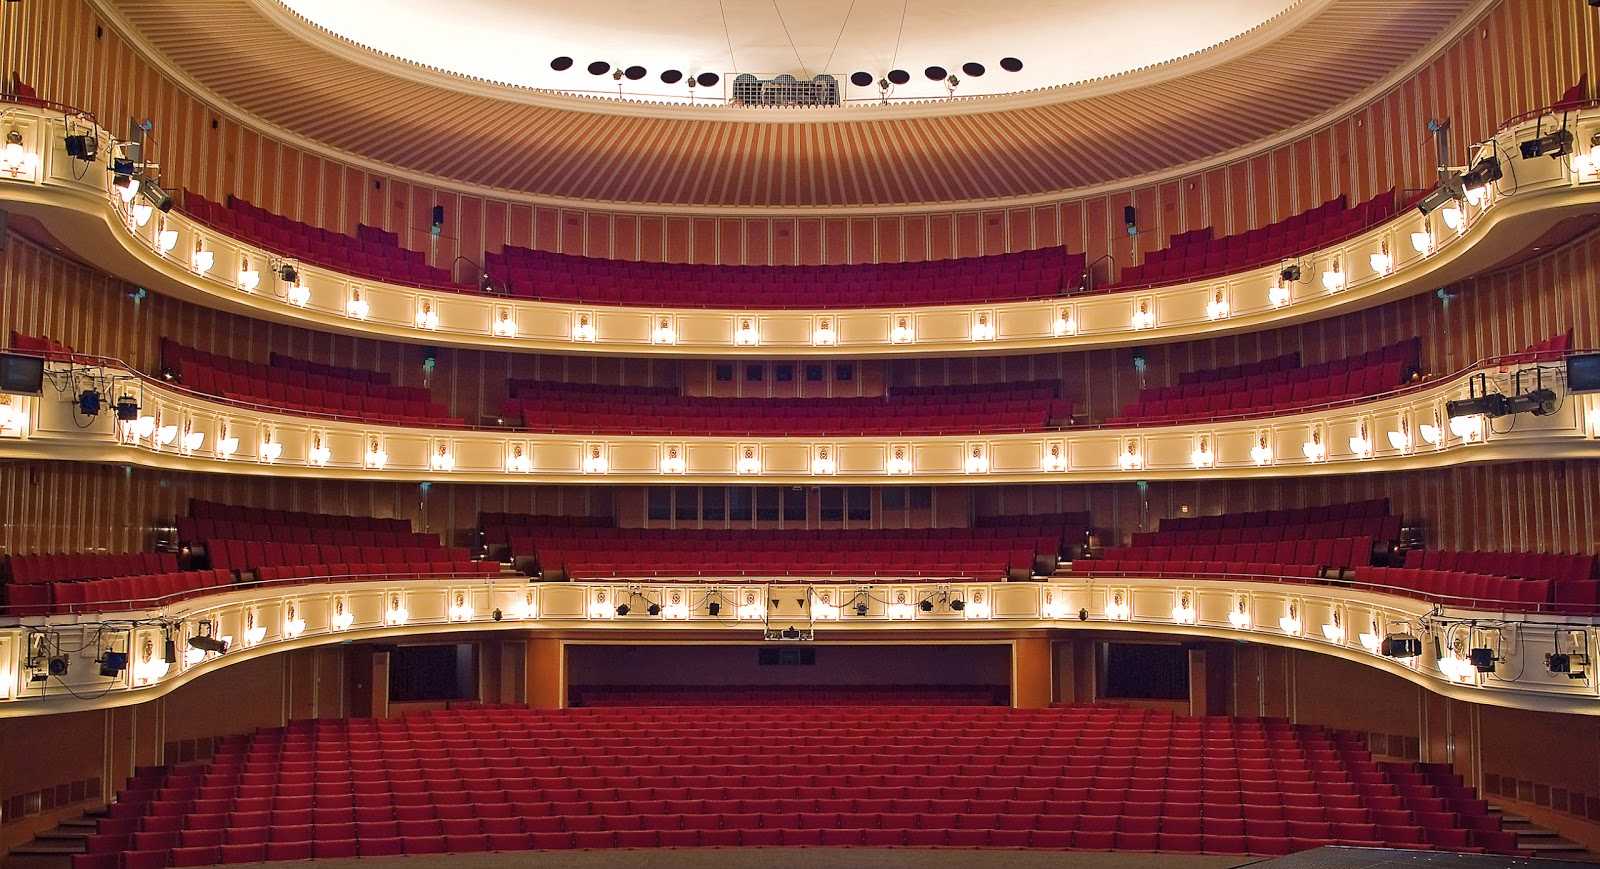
left=107, top=0, right=1482, bottom=209
left=276, top=0, right=1299, bottom=103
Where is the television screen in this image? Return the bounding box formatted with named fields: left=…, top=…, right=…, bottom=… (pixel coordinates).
left=0, top=354, right=44, bottom=396
left=1567, top=353, right=1600, bottom=394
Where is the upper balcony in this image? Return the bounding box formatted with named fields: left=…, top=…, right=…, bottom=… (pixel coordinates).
left=1, top=103, right=1597, bottom=357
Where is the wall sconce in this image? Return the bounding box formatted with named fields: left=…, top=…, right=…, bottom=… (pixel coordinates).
left=286, top=282, right=311, bottom=307
left=963, top=444, right=989, bottom=474
left=1269, top=278, right=1292, bottom=308
left=886, top=445, right=912, bottom=475
left=1279, top=601, right=1303, bottom=636
left=891, top=315, right=914, bottom=344
left=506, top=442, right=532, bottom=473
left=192, top=241, right=214, bottom=274
left=1054, top=308, right=1077, bottom=336
left=238, top=256, right=260, bottom=292
left=572, top=312, right=597, bottom=342
left=364, top=436, right=388, bottom=470
left=330, top=597, right=354, bottom=631
left=1118, top=440, right=1142, bottom=471
left=1387, top=417, right=1412, bottom=453
left=812, top=317, right=837, bottom=346
left=510, top=589, right=538, bottom=620
left=1348, top=421, right=1373, bottom=458
left=347, top=288, right=369, bottom=319
left=1228, top=597, right=1251, bottom=629
left=582, top=444, right=609, bottom=474
left=971, top=312, right=996, bottom=341
left=1321, top=255, right=1346, bottom=292
left=660, top=444, right=686, bottom=474
left=1302, top=428, right=1326, bottom=462
left=652, top=316, right=677, bottom=345
left=430, top=442, right=455, bottom=472
left=385, top=593, right=409, bottom=626
left=736, top=445, right=762, bottom=475
left=1205, top=289, right=1230, bottom=320
left=308, top=432, right=331, bottom=467
left=1190, top=436, right=1215, bottom=469
left=810, top=446, right=836, bottom=475
left=734, top=317, right=759, bottom=346
left=1369, top=240, right=1392, bottom=276
left=1322, top=609, right=1345, bottom=643
left=1040, top=442, right=1066, bottom=473
left=416, top=299, right=440, bottom=330
left=1250, top=434, right=1273, bottom=466
left=448, top=590, right=474, bottom=622
left=0, top=130, right=39, bottom=178
left=1104, top=590, right=1131, bottom=621
left=156, top=216, right=178, bottom=253
left=492, top=309, right=517, bottom=337
left=1130, top=299, right=1154, bottom=330
left=1171, top=592, right=1196, bottom=625
left=284, top=602, right=306, bottom=638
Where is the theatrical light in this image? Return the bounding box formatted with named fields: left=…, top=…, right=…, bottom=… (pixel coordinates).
left=891, top=318, right=914, bottom=344
left=192, top=242, right=213, bottom=274
left=812, top=321, right=837, bottom=346
left=114, top=395, right=139, bottom=422
left=139, top=176, right=173, bottom=213
left=64, top=132, right=98, bottom=162
left=707, top=601, right=722, bottom=617
left=919, top=599, right=935, bottom=613
left=238, top=256, right=260, bottom=292
left=97, top=651, right=128, bottom=679
left=1520, top=127, right=1574, bottom=160
left=1369, top=241, right=1392, bottom=276
left=187, top=629, right=229, bottom=655
left=416, top=301, right=440, bottom=330
left=1130, top=301, right=1154, bottom=330
left=1381, top=632, right=1423, bottom=658
left=652, top=318, right=676, bottom=344
left=734, top=320, right=759, bottom=346
left=286, top=283, right=310, bottom=307
left=1227, top=600, right=1251, bottom=629
left=1118, top=443, right=1143, bottom=471
left=1468, top=647, right=1497, bottom=673
left=572, top=314, right=597, bottom=342
left=1415, top=185, right=1459, bottom=217
left=1053, top=311, right=1077, bottom=336
left=950, top=598, right=967, bottom=612
left=970, top=315, right=995, bottom=341
left=492, top=310, right=517, bottom=337
left=853, top=601, right=870, bottom=617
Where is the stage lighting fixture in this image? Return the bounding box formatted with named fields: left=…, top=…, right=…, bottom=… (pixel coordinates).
left=277, top=263, right=299, bottom=284
left=1467, top=647, right=1497, bottom=672
left=65, top=133, right=98, bottom=162
left=646, top=603, right=662, bottom=616
left=1280, top=264, right=1302, bottom=282
left=707, top=601, right=721, bottom=616
left=949, top=599, right=966, bottom=611
left=77, top=389, right=102, bottom=416
left=115, top=395, right=139, bottom=422
left=1445, top=394, right=1507, bottom=418
left=781, top=626, right=800, bottom=640
left=919, top=599, right=935, bottom=613
left=853, top=602, right=869, bottom=617
left=1458, top=154, right=1503, bottom=190
left=188, top=635, right=228, bottom=654
left=615, top=604, right=631, bottom=617
left=162, top=638, right=177, bottom=664
left=1546, top=652, right=1587, bottom=678
left=139, top=176, right=173, bottom=212
left=1380, top=633, right=1422, bottom=658
left=99, top=651, right=128, bottom=678
left=1520, top=127, right=1574, bottom=160
left=1415, top=185, right=1459, bottom=216
left=111, top=156, right=135, bottom=185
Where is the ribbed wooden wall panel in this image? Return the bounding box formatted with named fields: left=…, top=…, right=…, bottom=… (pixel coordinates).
left=5, top=0, right=1593, bottom=266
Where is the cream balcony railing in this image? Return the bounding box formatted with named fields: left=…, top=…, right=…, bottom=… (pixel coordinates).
left=0, top=350, right=1595, bottom=484
left=0, top=102, right=1597, bottom=356
left=0, top=573, right=1596, bottom=716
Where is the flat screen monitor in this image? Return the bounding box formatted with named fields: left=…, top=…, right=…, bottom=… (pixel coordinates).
left=1566, top=353, right=1600, bottom=394
left=0, top=354, right=44, bottom=396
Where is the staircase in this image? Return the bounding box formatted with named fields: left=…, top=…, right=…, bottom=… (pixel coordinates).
left=6, top=808, right=99, bottom=869
left=1490, top=804, right=1595, bottom=859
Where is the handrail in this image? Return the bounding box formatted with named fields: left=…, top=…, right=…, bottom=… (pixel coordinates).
left=1498, top=98, right=1600, bottom=131
left=0, top=93, right=98, bottom=126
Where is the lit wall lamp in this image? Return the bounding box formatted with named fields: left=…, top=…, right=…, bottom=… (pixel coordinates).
left=1190, top=435, right=1215, bottom=469
left=1104, top=590, right=1130, bottom=621
left=1249, top=434, right=1273, bottom=466
left=1040, top=588, right=1069, bottom=620
left=242, top=609, right=267, bottom=646
left=1410, top=229, right=1435, bottom=255
left=1171, top=591, right=1196, bottom=625
left=1130, top=299, right=1154, bottom=330
left=416, top=299, right=440, bottom=330
left=1053, top=307, right=1077, bottom=336
left=156, top=216, right=178, bottom=253
left=652, top=316, right=677, bottom=345
left=660, top=444, right=686, bottom=474
left=582, top=444, right=609, bottom=474
left=1358, top=618, right=1383, bottom=653
left=1040, top=442, right=1066, bottom=473
left=0, top=130, right=39, bottom=178
left=1572, top=132, right=1600, bottom=175
left=192, top=241, right=214, bottom=274
left=1227, top=597, right=1251, bottom=629
left=1118, top=440, right=1143, bottom=471
left=660, top=591, right=689, bottom=621
left=1301, top=428, right=1326, bottom=462
left=963, top=589, right=991, bottom=620
left=1440, top=204, right=1464, bottom=232
left=734, top=317, right=759, bottom=346
left=812, top=317, right=837, bottom=346
left=1387, top=417, right=1412, bottom=453
left=307, top=432, right=331, bottom=467
left=430, top=442, right=455, bottom=472
left=284, top=601, right=306, bottom=638
left=1369, top=240, right=1392, bottom=276
left=1279, top=601, right=1303, bottom=636
left=1205, top=289, right=1230, bottom=320
left=810, top=445, right=836, bottom=475
left=347, top=288, right=369, bottom=319
left=385, top=592, right=409, bottom=626
left=572, top=312, right=597, bottom=342
left=448, top=590, right=474, bottom=622
left=886, top=445, right=912, bottom=475
left=963, top=444, right=989, bottom=474
left=506, top=442, right=532, bottom=473
left=810, top=589, right=841, bottom=621
left=330, top=596, right=355, bottom=631
left=1419, top=409, right=1445, bottom=446
left=1348, top=421, right=1373, bottom=458
left=970, top=312, right=996, bottom=341
left=364, top=436, right=388, bottom=470
left=890, top=315, right=914, bottom=344
left=286, top=281, right=311, bottom=308
left=492, top=309, right=517, bottom=337
left=1321, top=610, right=1345, bottom=643
left=736, top=590, right=766, bottom=621
left=736, top=445, right=763, bottom=475
left=214, top=421, right=238, bottom=458
left=238, top=256, right=260, bottom=292
left=1270, top=272, right=1294, bottom=307
left=510, top=589, right=539, bottom=620
left=181, top=420, right=204, bottom=453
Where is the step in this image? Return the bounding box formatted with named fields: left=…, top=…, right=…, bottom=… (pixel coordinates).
left=31, top=829, right=90, bottom=844
left=8, top=842, right=87, bottom=855
left=1520, top=840, right=1590, bottom=854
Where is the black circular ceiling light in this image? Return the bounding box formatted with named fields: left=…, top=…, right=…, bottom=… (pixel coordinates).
left=587, top=61, right=611, bottom=76
left=887, top=69, right=910, bottom=85
left=624, top=66, right=647, bottom=81
left=1000, top=57, right=1024, bottom=72
left=924, top=66, right=947, bottom=81
left=962, top=62, right=986, bottom=77
left=850, top=71, right=874, bottom=88
left=550, top=56, right=574, bottom=71
left=660, top=69, right=684, bottom=84
left=696, top=72, right=720, bottom=87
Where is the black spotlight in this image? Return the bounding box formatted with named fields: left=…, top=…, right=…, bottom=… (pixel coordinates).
left=949, top=599, right=966, bottom=612
left=491, top=608, right=503, bottom=622
left=111, top=156, right=135, bottom=185
left=919, top=599, right=935, bottom=612
left=624, top=66, right=647, bottom=81
left=188, top=634, right=229, bottom=654
left=140, top=177, right=173, bottom=212
left=660, top=69, right=684, bottom=84
left=696, top=72, right=720, bottom=87
left=646, top=603, right=662, bottom=616
left=707, top=601, right=721, bottom=616
left=115, top=395, right=139, bottom=422
left=99, top=651, right=128, bottom=678
left=77, top=389, right=102, bottom=416
left=781, top=626, right=800, bottom=639
left=587, top=61, right=611, bottom=76
left=853, top=602, right=869, bottom=616
left=887, top=69, right=910, bottom=85
left=1467, top=647, right=1496, bottom=672
left=65, top=133, right=99, bottom=162
left=162, top=639, right=177, bottom=665
left=1520, top=128, right=1574, bottom=160
left=277, top=263, right=299, bottom=284
left=1078, top=608, right=1089, bottom=622
left=1459, top=154, right=1503, bottom=190
left=1280, top=264, right=1302, bottom=282
left=615, top=603, right=631, bottom=616
left=924, top=66, right=947, bottom=81
left=850, top=71, right=874, bottom=87
left=999, top=57, right=1024, bottom=72
left=47, top=655, right=70, bottom=677
left=551, top=56, right=574, bottom=71
left=962, top=62, right=986, bottom=77
left=1381, top=633, right=1423, bottom=658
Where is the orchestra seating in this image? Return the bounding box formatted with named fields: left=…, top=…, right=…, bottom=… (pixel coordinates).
left=161, top=339, right=462, bottom=427
left=1109, top=192, right=1397, bottom=289
left=485, top=246, right=1085, bottom=309
left=1, top=551, right=232, bottom=616
left=1105, top=339, right=1420, bottom=425
left=504, top=379, right=1072, bottom=436
left=181, top=192, right=468, bottom=291
left=1352, top=550, right=1598, bottom=614
left=182, top=500, right=498, bottom=585
left=71, top=703, right=1523, bottom=867
left=487, top=513, right=1089, bottom=581
left=1076, top=499, right=1401, bottom=581
left=569, top=685, right=1010, bottom=706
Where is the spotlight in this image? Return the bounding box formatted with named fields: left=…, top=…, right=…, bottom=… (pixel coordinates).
left=1380, top=633, right=1422, bottom=658
left=64, top=133, right=98, bottom=162
left=919, top=599, right=935, bottom=612
left=1467, top=647, right=1497, bottom=672
left=77, top=389, right=102, bottom=416
left=1416, top=185, right=1459, bottom=216
left=615, top=604, right=631, bottom=617
left=139, top=176, right=173, bottom=212
left=646, top=603, right=661, bottom=616
left=1520, top=127, right=1574, bottom=160
left=1280, top=264, right=1302, bottom=282
left=853, top=602, right=869, bottom=617
left=47, top=655, right=70, bottom=676
left=1446, top=394, right=1507, bottom=418
left=162, top=639, right=177, bottom=664
left=707, top=601, right=721, bottom=616
left=276, top=263, right=298, bottom=284
left=781, top=626, right=800, bottom=640
left=115, top=395, right=139, bottom=422
left=1458, top=154, right=1503, bottom=191
left=949, top=599, right=966, bottom=612
left=98, top=651, right=128, bottom=678
left=188, top=635, right=228, bottom=654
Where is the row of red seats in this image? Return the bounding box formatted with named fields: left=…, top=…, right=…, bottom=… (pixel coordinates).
left=1075, top=560, right=1322, bottom=581
left=1141, top=339, right=1419, bottom=404
left=488, top=245, right=1083, bottom=309
left=175, top=362, right=460, bottom=427
left=1130, top=515, right=1402, bottom=549
left=187, top=500, right=412, bottom=533
left=1403, top=549, right=1595, bottom=583
left=572, top=685, right=1006, bottom=706
left=182, top=192, right=466, bottom=291
left=6, top=330, right=87, bottom=361
left=176, top=517, right=439, bottom=549
left=5, top=569, right=232, bottom=616
left=1499, top=331, right=1571, bottom=366
left=253, top=562, right=499, bottom=583
left=1108, top=362, right=1405, bottom=424
left=1154, top=498, right=1391, bottom=532
left=533, top=545, right=1043, bottom=580
left=162, top=340, right=426, bottom=402
left=6, top=551, right=178, bottom=584
left=266, top=352, right=390, bottom=385
left=208, top=541, right=474, bottom=571
left=1177, top=352, right=1301, bottom=387
left=1350, top=566, right=1564, bottom=613
left=1096, top=538, right=1372, bottom=571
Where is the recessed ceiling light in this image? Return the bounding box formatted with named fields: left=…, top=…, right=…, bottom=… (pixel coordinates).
left=963, top=62, right=986, bottom=77
left=550, top=56, right=573, bottom=71
left=587, top=61, right=610, bottom=75
left=1000, top=57, right=1024, bottom=72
